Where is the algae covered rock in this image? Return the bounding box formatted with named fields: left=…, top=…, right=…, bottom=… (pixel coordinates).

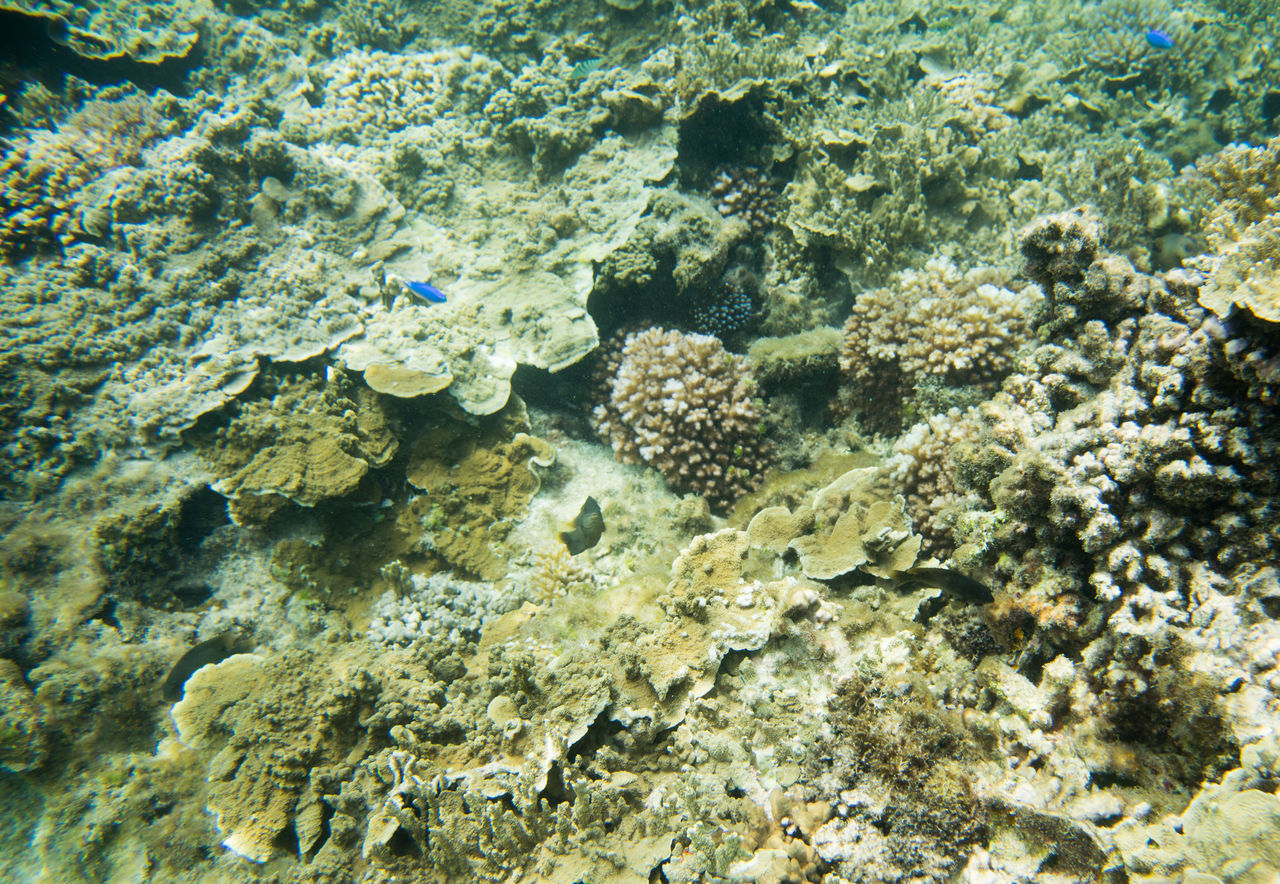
left=0, top=659, right=48, bottom=772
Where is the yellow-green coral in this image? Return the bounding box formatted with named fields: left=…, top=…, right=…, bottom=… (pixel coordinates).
left=0, top=93, right=172, bottom=259
left=1194, top=135, right=1280, bottom=323
left=403, top=399, right=555, bottom=578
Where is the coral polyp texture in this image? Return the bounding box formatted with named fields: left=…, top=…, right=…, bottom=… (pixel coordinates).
left=709, top=164, right=778, bottom=234
left=888, top=406, right=985, bottom=558
left=593, top=327, right=774, bottom=509
left=1193, top=135, right=1280, bottom=324
left=835, top=257, right=1039, bottom=431
left=952, top=244, right=1279, bottom=663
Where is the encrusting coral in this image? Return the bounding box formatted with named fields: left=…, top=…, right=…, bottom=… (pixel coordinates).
left=403, top=398, right=556, bottom=579
left=593, top=326, right=774, bottom=509
left=196, top=367, right=398, bottom=524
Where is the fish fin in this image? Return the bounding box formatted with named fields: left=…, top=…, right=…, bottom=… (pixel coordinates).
left=560, top=529, right=586, bottom=556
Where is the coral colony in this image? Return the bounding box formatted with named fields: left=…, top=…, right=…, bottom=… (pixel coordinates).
left=1, top=0, right=1279, bottom=881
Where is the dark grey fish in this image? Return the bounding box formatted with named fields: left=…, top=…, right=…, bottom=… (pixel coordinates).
left=559, top=496, right=604, bottom=555
left=895, top=566, right=994, bottom=604
left=161, top=630, right=248, bottom=702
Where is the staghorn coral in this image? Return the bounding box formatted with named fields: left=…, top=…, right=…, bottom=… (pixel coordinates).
left=835, top=257, right=1038, bottom=433
left=592, top=327, right=774, bottom=509
left=523, top=543, right=598, bottom=601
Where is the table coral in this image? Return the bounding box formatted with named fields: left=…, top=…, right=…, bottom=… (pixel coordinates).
left=593, top=327, right=774, bottom=509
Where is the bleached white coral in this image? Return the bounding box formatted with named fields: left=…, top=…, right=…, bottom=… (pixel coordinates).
left=366, top=566, right=518, bottom=646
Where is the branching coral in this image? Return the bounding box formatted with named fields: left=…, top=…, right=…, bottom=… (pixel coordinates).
left=889, top=407, right=985, bottom=558
left=835, top=257, right=1038, bottom=432
left=1019, top=206, right=1107, bottom=303
left=593, top=327, right=774, bottom=509
left=952, top=250, right=1279, bottom=665
left=0, top=93, right=173, bottom=258
left=709, top=164, right=779, bottom=234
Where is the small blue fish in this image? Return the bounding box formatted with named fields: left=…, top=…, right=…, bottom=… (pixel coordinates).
left=1145, top=28, right=1175, bottom=49
left=402, top=279, right=447, bottom=304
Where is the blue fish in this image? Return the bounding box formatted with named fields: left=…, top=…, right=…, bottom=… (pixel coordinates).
left=1145, top=28, right=1175, bottom=49
left=402, top=279, right=447, bottom=304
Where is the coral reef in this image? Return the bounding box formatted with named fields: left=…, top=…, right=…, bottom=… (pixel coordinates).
left=0, top=92, right=174, bottom=258
left=5, top=2, right=1280, bottom=883
left=751, top=484, right=923, bottom=582
left=593, top=327, right=774, bottom=509
left=403, top=399, right=556, bottom=579
left=1019, top=206, right=1108, bottom=301
left=1193, top=135, right=1280, bottom=324
left=687, top=277, right=757, bottom=341
left=835, top=257, right=1038, bottom=432
left=709, top=164, right=779, bottom=234
left=782, top=100, right=1022, bottom=282
left=807, top=675, right=991, bottom=882
left=592, top=188, right=749, bottom=329
left=951, top=243, right=1278, bottom=669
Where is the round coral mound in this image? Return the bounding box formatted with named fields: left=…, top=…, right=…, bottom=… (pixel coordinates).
left=593, top=327, right=773, bottom=509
